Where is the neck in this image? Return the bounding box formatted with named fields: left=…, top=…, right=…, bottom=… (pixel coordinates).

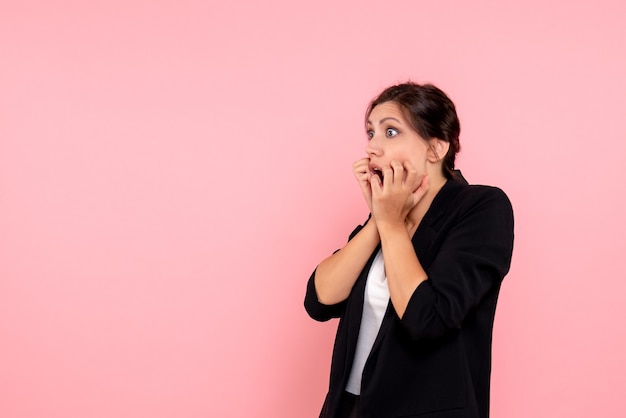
left=406, top=172, right=448, bottom=232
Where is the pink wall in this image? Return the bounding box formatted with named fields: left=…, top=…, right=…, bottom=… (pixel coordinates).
left=2, top=1, right=625, bottom=416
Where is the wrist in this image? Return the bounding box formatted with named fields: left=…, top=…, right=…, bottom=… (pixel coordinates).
left=362, top=217, right=381, bottom=241
left=376, top=220, right=409, bottom=240
left=364, top=217, right=378, bottom=232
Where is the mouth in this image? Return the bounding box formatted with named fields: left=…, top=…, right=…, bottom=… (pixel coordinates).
left=371, top=167, right=383, bottom=182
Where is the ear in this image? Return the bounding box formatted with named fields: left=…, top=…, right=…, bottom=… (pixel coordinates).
left=427, top=138, right=450, bottom=163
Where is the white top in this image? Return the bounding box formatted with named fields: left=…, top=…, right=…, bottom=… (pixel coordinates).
left=345, top=249, right=390, bottom=395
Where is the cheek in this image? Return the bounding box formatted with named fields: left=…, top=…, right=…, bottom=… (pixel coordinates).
left=397, top=145, right=428, bottom=166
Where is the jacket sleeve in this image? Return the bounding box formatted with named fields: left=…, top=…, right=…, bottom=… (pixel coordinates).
left=304, top=221, right=366, bottom=322
left=400, top=187, right=514, bottom=340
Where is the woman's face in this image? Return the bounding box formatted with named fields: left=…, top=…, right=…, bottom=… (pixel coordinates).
left=365, top=101, right=431, bottom=182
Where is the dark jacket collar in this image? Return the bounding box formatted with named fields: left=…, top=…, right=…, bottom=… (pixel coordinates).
left=420, top=170, right=468, bottom=228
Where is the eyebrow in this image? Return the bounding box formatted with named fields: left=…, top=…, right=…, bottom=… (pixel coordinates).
left=367, top=117, right=402, bottom=126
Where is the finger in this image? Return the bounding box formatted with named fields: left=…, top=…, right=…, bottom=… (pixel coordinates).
left=354, top=163, right=371, bottom=179
left=390, top=160, right=404, bottom=186
left=381, top=165, right=393, bottom=189
left=403, top=161, right=419, bottom=189
left=352, top=158, right=370, bottom=170
left=353, top=165, right=368, bottom=175
left=353, top=160, right=369, bottom=177
left=412, top=174, right=430, bottom=200
left=370, top=169, right=383, bottom=194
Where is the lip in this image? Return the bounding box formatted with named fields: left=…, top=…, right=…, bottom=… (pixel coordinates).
left=368, top=162, right=383, bottom=172
left=368, top=162, right=384, bottom=181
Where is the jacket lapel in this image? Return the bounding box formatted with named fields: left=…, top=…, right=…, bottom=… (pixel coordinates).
left=365, top=176, right=467, bottom=357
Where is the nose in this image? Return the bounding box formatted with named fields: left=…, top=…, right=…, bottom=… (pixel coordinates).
left=365, top=136, right=382, bottom=157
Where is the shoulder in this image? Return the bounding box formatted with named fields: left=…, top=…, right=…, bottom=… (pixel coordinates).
left=456, top=184, right=512, bottom=211
left=441, top=183, right=514, bottom=231
left=426, top=175, right=514, bottom=231
left=434, top=183, right=515, bottom=254
left=445, top=172, right=511, bottom=208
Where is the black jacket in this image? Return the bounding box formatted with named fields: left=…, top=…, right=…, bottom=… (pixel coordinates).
left=305, top=175, right=514, bottom=418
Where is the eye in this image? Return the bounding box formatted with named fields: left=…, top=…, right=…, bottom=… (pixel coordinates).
left=367, top=130, right=374, bottom=140
left=385, top=127, right=399, bottom=137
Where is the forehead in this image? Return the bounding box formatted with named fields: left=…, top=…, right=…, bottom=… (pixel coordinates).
left=368, top=101, right=407, bottom=123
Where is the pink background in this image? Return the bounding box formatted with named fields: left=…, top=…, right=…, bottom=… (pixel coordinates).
left=1, top=1, right=625, bottom=417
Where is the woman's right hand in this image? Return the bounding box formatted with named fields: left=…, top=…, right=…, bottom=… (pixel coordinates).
left=353, top=157, right=374, bottom=212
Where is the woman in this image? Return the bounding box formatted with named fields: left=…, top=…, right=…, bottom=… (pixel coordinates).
left=304, top=82, right=514, bottom=418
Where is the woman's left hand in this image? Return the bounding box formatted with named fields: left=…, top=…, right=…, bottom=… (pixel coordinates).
left=371, top=160, right=429, bottom=227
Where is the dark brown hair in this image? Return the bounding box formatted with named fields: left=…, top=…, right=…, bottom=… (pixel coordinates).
left=366, top=82, right=461, bottom=179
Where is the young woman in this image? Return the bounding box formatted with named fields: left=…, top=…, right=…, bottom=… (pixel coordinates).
left=304, top=82, right=514, bottom=418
